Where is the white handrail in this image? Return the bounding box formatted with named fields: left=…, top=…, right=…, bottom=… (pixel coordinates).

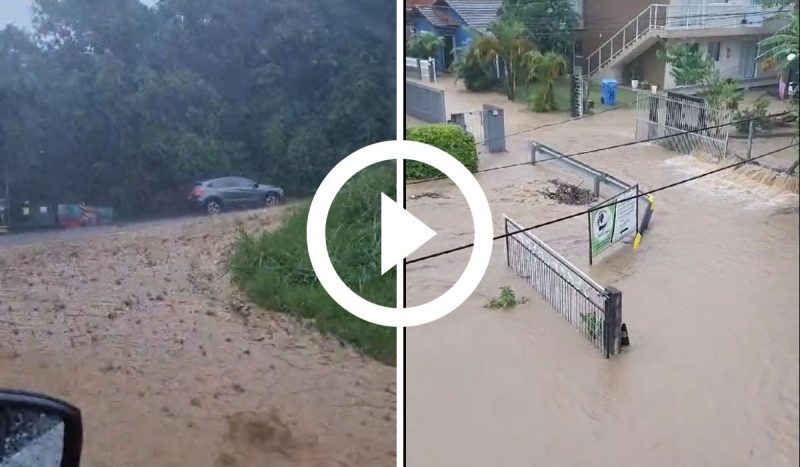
left=586, top=1, right=789, bottom=76
left=586, top=4, right=668, bottom=76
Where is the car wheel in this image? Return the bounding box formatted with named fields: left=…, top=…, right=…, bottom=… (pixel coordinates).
left=264, top=193, right=280, bottom=207
left=206, top=199, right=222, bottom=215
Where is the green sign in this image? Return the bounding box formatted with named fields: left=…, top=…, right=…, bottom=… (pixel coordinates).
left=589, top=185, right=639, bottom=263
left=590, top=203, right=616, bottom=257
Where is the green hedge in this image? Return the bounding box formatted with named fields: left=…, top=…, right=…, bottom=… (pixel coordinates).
left=405, top=124, right=478, bottom=179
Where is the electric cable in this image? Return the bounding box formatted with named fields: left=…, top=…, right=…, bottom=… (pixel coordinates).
left=406, top=142, right=798, bottom=265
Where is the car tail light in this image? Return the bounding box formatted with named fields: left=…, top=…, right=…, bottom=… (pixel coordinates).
left=191, top=187, right=204, bottom=197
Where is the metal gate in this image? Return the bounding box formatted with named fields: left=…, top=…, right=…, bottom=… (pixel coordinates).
left=635, top=91, right=733, bottom=158
left=449, top=105, right=506, bottom=153
left=504, top=215, right=623, bottom=357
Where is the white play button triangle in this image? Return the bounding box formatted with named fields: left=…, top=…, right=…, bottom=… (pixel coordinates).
left=381, top=193, right=436, bottom=275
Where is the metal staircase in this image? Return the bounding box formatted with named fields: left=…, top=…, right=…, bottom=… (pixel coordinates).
left=586, top=2, right=785, bottom=79
left=586, top=4, right=668, bottom=78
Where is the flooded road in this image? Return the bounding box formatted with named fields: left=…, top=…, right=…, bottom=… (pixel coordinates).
left=406, top=78, right=799, bottom=467
left=0, top=206, right=395, bottom=467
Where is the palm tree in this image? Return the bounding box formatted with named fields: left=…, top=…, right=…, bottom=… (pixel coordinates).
left=526, top=51, right=567, bottom=112
left=757, top=12, right=798, bottom=74
left=450, top=28, right=495, bottom=90
left=406, top=31, right=445, bottom=59
left=475, top=18, right=534, bottom=100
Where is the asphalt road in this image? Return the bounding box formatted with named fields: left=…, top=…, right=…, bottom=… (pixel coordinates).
left=0, top=214, right=210, bottom=251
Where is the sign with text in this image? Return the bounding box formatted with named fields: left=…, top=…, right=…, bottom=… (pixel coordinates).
left=589, top=185, right=639, bottom=263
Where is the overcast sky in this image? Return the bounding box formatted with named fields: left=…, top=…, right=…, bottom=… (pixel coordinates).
left=1, top=0, right=158, bottom=29
left=0, top=0, right=32, bottom=28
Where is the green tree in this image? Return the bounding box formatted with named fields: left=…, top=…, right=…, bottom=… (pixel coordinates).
left=502, top=0, right=577, bottom=54
left=658, top=42, right=742, bottom=110
left=476, top=18, right=534, bottom=100
left=526, top=51, right=567, bottom=112
left=0, top=0, right=394, bottom=219
left=450, top=28, right=496, bottom=91
left=406, top=31, right=445, bottom=58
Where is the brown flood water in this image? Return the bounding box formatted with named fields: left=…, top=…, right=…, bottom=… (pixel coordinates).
left=1, top=206, right=395, bottom=467
left=406, top=78, right=799, bottom=467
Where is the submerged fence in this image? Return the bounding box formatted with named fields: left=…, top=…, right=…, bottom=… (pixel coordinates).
left=505, top=216, right=622, bottom=357
left=635, top=91, right=733, bottom=158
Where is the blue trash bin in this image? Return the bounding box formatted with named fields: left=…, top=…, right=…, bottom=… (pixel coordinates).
left=601, top=79, right=618, bottom=106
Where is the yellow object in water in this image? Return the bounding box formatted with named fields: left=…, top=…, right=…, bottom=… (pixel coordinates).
left=633, top=195, right=656, bottom=251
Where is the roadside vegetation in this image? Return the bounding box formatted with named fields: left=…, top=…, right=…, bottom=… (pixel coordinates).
left=485, top=286, right=528, bottom=310
left=231, top=164, right=396, bottom=365
left=0, top=0, right=393, bottom=219
left=405, top=124, right=479, bottom=179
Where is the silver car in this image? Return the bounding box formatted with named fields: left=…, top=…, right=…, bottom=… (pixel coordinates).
left=188, top=177, right=284, bottom=215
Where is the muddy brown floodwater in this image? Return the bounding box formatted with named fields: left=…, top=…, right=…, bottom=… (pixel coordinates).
left=406, top=77, right=799, bottom=467
left=0, top=206, right=395, bottom=467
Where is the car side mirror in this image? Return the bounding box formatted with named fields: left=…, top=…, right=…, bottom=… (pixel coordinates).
left=253, top=183, right=259, bottom=188
left=0, top=389, right=83, bottom=467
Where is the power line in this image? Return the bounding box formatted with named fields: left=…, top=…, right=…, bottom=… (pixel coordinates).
left=407, top=110, right=789, bottom=185
left=406, top=142, right=799, bottom=265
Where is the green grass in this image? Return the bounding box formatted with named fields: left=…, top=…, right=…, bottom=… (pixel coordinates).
left=515, top=78, right=639, bottom=112
left=230, top=163, right=396, bottom=365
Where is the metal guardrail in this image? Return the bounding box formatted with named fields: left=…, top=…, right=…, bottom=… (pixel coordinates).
left=504, top=216, right=622, bottom=357
left=529, top=142, right=632, bottom=196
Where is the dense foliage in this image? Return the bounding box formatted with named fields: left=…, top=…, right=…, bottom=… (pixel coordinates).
left=405, top=124, right=478, bottom=179
left=502, top=0, right=577, bottom=54
left=474, top=18, right=533, bottom=100
left=0, top=0, right=394, bottom=219
left=406, top=31, right=444, bottom=59
left=451, top=28, right=497, bottom=91
left=231, top=164, right=396, bottom=365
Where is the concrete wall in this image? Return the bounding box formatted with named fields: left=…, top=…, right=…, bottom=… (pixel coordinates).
left=576, top=0, right=652, bottom=58
left=639, top=43, right=666, bottom=88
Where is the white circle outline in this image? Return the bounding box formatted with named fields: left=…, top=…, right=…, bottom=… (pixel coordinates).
left=306, top=140, right=493, bottom=328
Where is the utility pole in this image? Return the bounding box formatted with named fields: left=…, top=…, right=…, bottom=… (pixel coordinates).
left=746, top=119, right=755, bottom=160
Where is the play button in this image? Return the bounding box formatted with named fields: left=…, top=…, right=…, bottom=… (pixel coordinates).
left=380, top=193, right=436, bottom=274
left=306, top=140, right=493, bottom=328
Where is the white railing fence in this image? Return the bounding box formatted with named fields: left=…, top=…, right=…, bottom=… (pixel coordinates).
left=405, top=57, right=437, bottom=83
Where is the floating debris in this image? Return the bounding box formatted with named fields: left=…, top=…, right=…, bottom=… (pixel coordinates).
left=540, top=179, right=597, bottom=205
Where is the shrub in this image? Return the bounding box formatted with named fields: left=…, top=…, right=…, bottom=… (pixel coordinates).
left=405, top=124, right=479, bottom=179
left=734, top=96, right=771, bottom=133
left=452, top=49, right=496, bottom=91
left=530, top=91, right=553, bottom=112
left=230, top=163, right=396, bottom=365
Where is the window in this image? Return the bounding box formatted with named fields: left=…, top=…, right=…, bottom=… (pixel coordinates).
left=570, top=0, right=584, bottom=28
left=232, top=177, right=256, bottom=187
left=707, top=41, right=721, bottom=61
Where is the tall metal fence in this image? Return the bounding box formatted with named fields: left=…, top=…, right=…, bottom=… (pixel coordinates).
left=406, top=80, right=446, bottom=123
left=635, top=91, right=733, bottom=158
left=505, top=216, right=623, bottom=357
